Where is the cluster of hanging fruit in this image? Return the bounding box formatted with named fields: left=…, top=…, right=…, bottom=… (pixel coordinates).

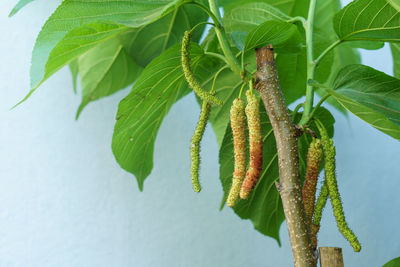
left=181, top=29, right=360, bottom=252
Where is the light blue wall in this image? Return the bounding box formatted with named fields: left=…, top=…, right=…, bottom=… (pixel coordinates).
left=0, top=0, right=399, bottom=266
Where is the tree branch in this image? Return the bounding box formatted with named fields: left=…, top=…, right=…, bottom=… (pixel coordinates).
left=255, top=45, right=316, bottom=267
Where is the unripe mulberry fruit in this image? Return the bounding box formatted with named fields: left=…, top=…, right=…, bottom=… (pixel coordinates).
left=240, top=91, right=263, bottom=199
left=190, top=100, right=211, bottom=192
left=227, top=98, right=246, bottom=207
left=302, top=139, right=323, bottom=227
left=316, top=120, right=361, bottom=252
left=181, top=31, right=222, bottom=106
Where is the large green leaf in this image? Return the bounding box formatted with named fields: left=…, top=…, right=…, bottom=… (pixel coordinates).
left=120, top=4, right=207, bottom=67
left=244, top=20, right=302, bottom=52
left=30, top=0, right=183, bottom=90
left=330, top=64, right=400, bottom=140
left=18, top=22, right=130, bottom=105
left=112, top=43, right=216, bottom=189
left=76, top=38, right=142, bottom=118
left=391, top=43, right=400, bottom=78
left=8, top=0, right=36, bottom=17
left=334, top=0, right=400, bottom=42
left=219, top=103, right=335, bottom=242
left=383, top=257, right=400, bottom=267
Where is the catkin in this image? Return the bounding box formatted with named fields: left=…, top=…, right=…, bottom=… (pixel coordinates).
left=181, top=31, right=223, bottom=106
left=302, top=139, right=323, bottom=228
left=240, top=91, right=263, bottom=199
left=190, top=100, right=211, bottom=192
left=317, top=121, right=361, bottom=252
left=227, top=98, right=246, bottom=207
left=312, top=180, right=329, bottom=249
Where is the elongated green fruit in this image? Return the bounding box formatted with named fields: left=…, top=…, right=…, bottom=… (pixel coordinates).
left=302, top=138, right=323, bottom=227
left=240, top=91, right=263, bottom=199
left=312, top=180, right=329, bottom=249
left=318, top=122, right=361, bottom=252
left=190, top=100, right=211, bottom=192
left=227, top=98, right=246, bottom=207
left=181, top=31, right=223, bottom=106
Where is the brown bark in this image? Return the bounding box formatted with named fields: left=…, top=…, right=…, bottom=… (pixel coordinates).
left=319, top=247, right=344, bottom=267
left=255, top=45, right=316, bottom=267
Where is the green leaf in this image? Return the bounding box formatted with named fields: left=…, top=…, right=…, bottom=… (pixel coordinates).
left=334, top=0, right=400, bottom=42
left=30, top=0, right=183, bottom=90
left=383, top=257, right=400, bottom=267
left=112, top=43, right=212, bottom=189
left=244, top=20, right=302, bottom=52
left=330, top=64, right=400, bottom=140
left=76, top=38, right=142, bottom=118
left=219, top=103, right=335, bottom=242
left=388, top=0, right=400, bottom=11
left=391, top=43, right=400, bottom=78
left=223, top=1, right=292, bottom=34
left=17, top=22, right=130, bottom=106
left=8, top=0, right=35, bottom=17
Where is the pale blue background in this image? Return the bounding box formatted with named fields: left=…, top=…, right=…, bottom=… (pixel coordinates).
left=0, top=0, right=399, bottom=266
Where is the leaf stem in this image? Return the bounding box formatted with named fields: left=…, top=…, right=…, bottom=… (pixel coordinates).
left=238, top=82, right=246, bottom=98
left=186, top=1, right=222, bottom=28
left=301, top=94, right=331, bottom=126
left=314, top=39, right=342, bottom=67
left=299, top=0, right=317, bottom=127
left=288, top=16, right=307, bottom=25
left=204, top=52, right=229, bottom=65
left=190, top=21, right=216, bottom=33
left=292, top=103, right=304, bottom=121
left=211, top=65, right=229, bottom=94
left=207, top=0, right=242, bottom=75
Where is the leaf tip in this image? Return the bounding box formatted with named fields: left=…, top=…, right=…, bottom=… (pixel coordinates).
left=137, top=179, right=144, bottom=192
left=10, top=88, right=36, bottom=110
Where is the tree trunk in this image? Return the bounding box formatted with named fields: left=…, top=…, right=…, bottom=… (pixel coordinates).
left=255, top=45, right=317, bottom=267
left=319, top=247, right=344, bottom=267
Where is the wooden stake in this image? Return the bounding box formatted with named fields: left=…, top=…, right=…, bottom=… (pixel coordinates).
left=319, top=247, right=344, bottom=267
